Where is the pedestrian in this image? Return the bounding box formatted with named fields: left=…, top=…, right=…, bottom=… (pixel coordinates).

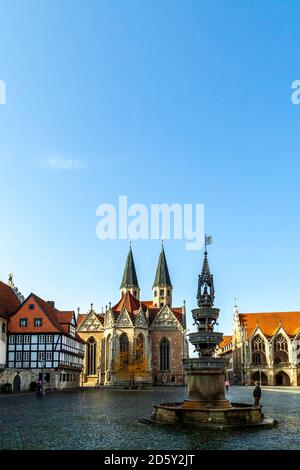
left=36, top=380, right=42, bottom=397
left=253, top=381, right=262, bottom=406
left=224, top=379, right=229, bottom=392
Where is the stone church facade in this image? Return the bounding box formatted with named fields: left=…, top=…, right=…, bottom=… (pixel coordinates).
left=77, top=245, right=189, bottom=386
left=217, top=304, right=300, bottom=386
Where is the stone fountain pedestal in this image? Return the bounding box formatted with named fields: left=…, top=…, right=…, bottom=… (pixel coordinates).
left=150, top=356, right=275, bottom=429
left=144, top=248, right=277, bottom=430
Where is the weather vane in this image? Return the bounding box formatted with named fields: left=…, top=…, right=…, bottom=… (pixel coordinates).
left=205, top=234, right=212, bottom=250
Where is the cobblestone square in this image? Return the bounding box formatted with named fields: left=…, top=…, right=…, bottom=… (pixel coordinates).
left=0, top=386, right=300, bottom=450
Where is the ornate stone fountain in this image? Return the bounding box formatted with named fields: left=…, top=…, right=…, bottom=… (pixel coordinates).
left=146, top=247, right=276, bottom=429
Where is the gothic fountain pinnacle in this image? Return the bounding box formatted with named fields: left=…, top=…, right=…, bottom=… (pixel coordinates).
left=145, top=243, right=277, bottom=429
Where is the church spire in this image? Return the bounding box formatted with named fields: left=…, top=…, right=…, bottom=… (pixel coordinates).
left=153, top=243, right=172, bottom=288
left=120, top=244, right=140, bottom=299
left=197, top=249, right=215, bottom=307
left=152, top=243, right=173, bottom=308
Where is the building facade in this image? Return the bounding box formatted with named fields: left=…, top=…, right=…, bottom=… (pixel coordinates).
left=0, top=278, right=23, bottom=370
left=77, top=245, right=189, bottom=387
left=218, top=304, right=300, bottom=386
left=0, top=291, right=85, bottom=391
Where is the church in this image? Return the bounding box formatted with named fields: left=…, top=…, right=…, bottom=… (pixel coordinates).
left=77, top=244, right=189, bottom=387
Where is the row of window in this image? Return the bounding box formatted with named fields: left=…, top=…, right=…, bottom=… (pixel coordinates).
left=11, top=351, right=53, bottom=361
left=19, top=318, right=43, bottom=327
left=154, top=289, right=171, bottom=297
left=8, top=361, right=56, bottom=369
left=9, top=335, right=55, bottom=344
left=59, top=373, right=76, bottom=382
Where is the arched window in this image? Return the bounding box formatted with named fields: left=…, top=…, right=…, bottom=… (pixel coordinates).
left=154, top=290, right=157, bottom=297
left=106, top=334, right=111, bottom=370
left=119, top=333, right=129, bottom=367
left=274, top=334, right=288, bottom=352
left=136, top=333, right=144, bottom=361
left=251, top=335, right=266, bottom=365
left=167, top=290, right=170, bottom=296
left=160, top=289, right=164, bottom=296
left=87, top=337, right=97, bottom=375
left=160, top=338, right=170, bottom=371
left=2, top=322, right=5, bottom=333
left=120, top=333, right=129, bottom=353
left=274, top=334, right=289, bottom=364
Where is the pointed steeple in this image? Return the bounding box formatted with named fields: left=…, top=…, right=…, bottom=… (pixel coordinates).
left=197, top=249, right=215, bottom=307
left=120, top=244, right=140, bottom=299
left=152, top=243, right=173, bottom=308
left=153, top=243, right=172, bottom=288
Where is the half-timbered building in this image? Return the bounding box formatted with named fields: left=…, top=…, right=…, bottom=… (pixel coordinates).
left=2, top=293, right=85, bottom=391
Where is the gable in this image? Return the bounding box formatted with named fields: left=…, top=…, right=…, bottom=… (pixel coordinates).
left=78, top=311, right=103, bottom=332
left=150, top=306, right=181, bottom=331
left=8, top=295, right=61, bottom=333
left=115, top=308, right=133, bottom=328
left=134, top=310, right=148, bottom=328
left=104, top=310, right=115, bottom=328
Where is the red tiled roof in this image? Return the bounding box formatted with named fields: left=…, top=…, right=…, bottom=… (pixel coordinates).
left=239, top=311, right=300, bottom=337
left=111, top=292, right=184, bottom=325
left=112, top=291, right=148, bottom=315
left=54, top=311, right=74, bottom=324
left=77, top=314, right=86, bottom=329
left=30, top=294, right=85, bottom=343
left=0, top=281, right=21, bottom=319
left=219, top=335, right=233, bottom=350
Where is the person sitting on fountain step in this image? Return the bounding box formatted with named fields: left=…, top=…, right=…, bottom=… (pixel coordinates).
left=253, top=382, right=262, bottom=406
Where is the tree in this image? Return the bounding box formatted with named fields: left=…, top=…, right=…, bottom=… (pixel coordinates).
left=113, top=338, right=149, bottom=388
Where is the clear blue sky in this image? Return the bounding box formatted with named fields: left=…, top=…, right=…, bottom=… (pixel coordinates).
left=1, top=0, right=300, bottom=335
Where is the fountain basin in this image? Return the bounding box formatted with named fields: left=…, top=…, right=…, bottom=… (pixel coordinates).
left=146, top=402, right=277, bottom=430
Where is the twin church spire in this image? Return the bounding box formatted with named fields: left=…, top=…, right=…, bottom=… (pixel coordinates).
left=120, top=243, right=173, bottom=307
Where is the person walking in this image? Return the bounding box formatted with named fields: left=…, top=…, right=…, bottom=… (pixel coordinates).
left=253, top=381, right=262, bottom=406
left=36, top=379, right=42, bottom=397
left=224, top=379, right=229, bottom=392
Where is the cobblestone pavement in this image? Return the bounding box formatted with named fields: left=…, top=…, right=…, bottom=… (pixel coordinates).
left=0, top=386, right=300, bottom=450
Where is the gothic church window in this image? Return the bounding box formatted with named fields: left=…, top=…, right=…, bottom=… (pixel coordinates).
left=87, top=337, right=97, bottom=375
left=106, top=334, right=111, bottom=370
left=136, top=333, right=144, bottom=360
left=120, top=333, right=129, bottom=366
left=160, top=337, right=170, bottom=371
left=120, top=333, right=129, bottom=353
